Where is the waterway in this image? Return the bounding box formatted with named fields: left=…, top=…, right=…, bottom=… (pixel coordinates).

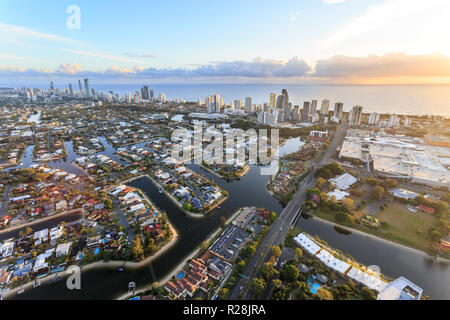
left=8, top=137, right=450, bottom=300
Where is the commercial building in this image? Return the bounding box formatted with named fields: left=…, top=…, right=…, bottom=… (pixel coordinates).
left=245, top=97, right=252, bottom=113
left=377, top=276, right=423, bottom=300
left=320, top=99, right=330, bottom=115
left=301, top=102, right=310, bottom=122
left=339, top=129, right=450, bottom=187
left=84, top=78, right=91, bottom=98
left=350, top=105, right=363, bottom=126
left=333, top=102, right=344, bottom=121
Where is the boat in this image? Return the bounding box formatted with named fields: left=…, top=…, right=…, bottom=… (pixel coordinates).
left=118, top=267, right=124, bottom=272
left=33, top=279, right=41, bottom=288
left=158, top=188, right=163, bottom=193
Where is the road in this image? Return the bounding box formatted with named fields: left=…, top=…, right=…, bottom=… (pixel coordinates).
left=0, top=185, right=12, bottom=216
left=113, top=199, right=135, bottom=244
left=229, top=117, right=348, bottom=300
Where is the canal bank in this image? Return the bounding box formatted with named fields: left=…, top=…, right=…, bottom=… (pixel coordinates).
left=10, top=164, right=450, bottom=300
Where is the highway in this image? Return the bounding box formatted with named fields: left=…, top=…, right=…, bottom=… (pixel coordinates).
left=229, top=117, right=348, bottom=299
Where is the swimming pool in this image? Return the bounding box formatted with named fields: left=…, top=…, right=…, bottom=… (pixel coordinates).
left=94, top=248, right=100, bottom=255
left=176, top=272, right=185, bottom=279
left=310, top=283, right=321, bottom=294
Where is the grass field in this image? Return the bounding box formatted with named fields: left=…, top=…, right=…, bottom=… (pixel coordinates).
left=374, top=202, right=438, bottom=251
left=312, top=201, right=441, bottom=254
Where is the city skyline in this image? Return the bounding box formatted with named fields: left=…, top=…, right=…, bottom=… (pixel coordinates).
left=1, top=0, right=450, bottom=85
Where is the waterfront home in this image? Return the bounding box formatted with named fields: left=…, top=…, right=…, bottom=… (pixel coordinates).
left=55, top=242, right=72, bottom=258
left=33, top=248, right=55, bottom=274
left=34, top=229, right=49, bottom=246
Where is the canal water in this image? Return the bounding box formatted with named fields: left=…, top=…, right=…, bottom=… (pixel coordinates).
left=8, top=137, right=450, bottom=300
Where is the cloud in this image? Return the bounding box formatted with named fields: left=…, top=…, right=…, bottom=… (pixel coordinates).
left=124, top=53, right=155, bottom=58
left=0, top=57, right=311, bottom=79
left=57, top=63, right=83, bottom=75
left=313, top=53, right=450, bottom=78
left=0, top=22, right=84, bottom=45
left=320, top=0, right=442, bottom=48
left=61, top=49, right=146, bottom=64
left=289, top=11, right=301, bottom=22
left=2, top=53, right=450, bottom=82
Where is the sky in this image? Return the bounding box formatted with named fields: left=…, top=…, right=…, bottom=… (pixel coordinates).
left=1, top=0, right=450, bottom=85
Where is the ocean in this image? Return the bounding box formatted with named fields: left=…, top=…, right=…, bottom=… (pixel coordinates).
left=24, top=83, right=450, bottom=117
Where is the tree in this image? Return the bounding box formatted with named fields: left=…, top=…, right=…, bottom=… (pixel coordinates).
left=316, top=177, right=326, bottom=190
left=104, top=198, right=113, bottom=210
left=260, top=262, right=276, bottom=280
left=200, top=240, right=209, bottom=251
left=280, top=265, right=299, bottom=282
left=341, top=198, right=355, bottom=212
left=268, top=212, right=277, bottom=224
left=25, top=226, right=33, bottom=235
left=270, top=246, right=282, bottom=258
left=371, top=186, right=385, bottom=201
left=272, top=279, right=283, bottom=290
left=132, top=236, right=144, bottom=260
left=429, top=230, right=442, bottom=243
left=294, top=248, right=303, bottom=261
left=220, top=216, right=226, bottom=229
left=244, top=245, right=256, bottom=258
left=336, top=211, right=354, bottom=225
left=317, top=288, right=334, bottom=300
left=362, top=287, right=377, bottom=300
left=218, top=288, right=229, bottom=300
left=236, top=260, right=246, bottom=273
left=251, top=277, right=266, bottom=298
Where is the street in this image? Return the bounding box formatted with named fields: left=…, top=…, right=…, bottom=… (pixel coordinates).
left=230, top=117, right=348, bottom=299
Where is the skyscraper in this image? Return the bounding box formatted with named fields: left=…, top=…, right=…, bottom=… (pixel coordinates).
left=234, top=99, right=242, bottom=111
left=276, top=95, right=285, bottom=109
left=301, top=102, right=310, bottom=122
left=68, top=84, right=74, bottom=96
left=50, top=81, right=55, bottom=91
left=320, top=99, right=330, bottom=115
left=334, top=102, right=344, bottom=121
left=78, top=79, right=83, bottom=94
left=84, top=78, right=91, bottom=98
left=292, top=106, right=300, bottom=121
left=284, top=103, right=292, bottom=121
left=310, top=100, right=318, bottom=115
left=245, top=97, right=252, bottom=113
left=281, top=89, right=289, bottom=107
left=141, top=86, right=150, bottom=100
left=368, top=112, right=380, bottom=125
left=150, top=90, right=154, bottom=100
left=350, top=105, right=363, bottom=126
left=214, top=94, right=222, bottom=113
left=269, top=92, right=277, bottom=107
left=389, top=114, right=399, bottom=127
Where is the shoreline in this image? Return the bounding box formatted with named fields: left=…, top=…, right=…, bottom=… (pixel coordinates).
left=309, top=213, right=450, bottom=264
left=2, top=221, right=179, bottom=300
left=0, top=208, right=85, bottom=238
left=200, top=164, right=249, bottom=180
left=116, top=206, right=246, bottom=300
left=127, top=173, right=228, bottom=218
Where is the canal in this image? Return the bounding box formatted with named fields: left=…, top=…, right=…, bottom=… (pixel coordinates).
left=8, top=137, right=450, bottom=300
